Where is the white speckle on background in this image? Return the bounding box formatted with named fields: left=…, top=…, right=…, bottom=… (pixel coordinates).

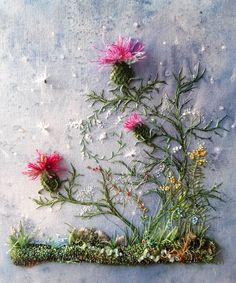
left=210, top=76, right=214, bottom=84
left=221, top=44, right=226, bottom=50
left=133, top=22, right=140, bottom=28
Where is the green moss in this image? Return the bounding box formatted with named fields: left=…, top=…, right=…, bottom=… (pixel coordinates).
left=10, top=237, right=218, bottom=266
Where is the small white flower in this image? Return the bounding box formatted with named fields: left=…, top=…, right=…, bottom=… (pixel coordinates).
left=78, top=206, right=94, bottom=217
left=172, top=145, right=182, bottom=153
left=85, top=133, right=93, bottom=142
left=76, top=185, right=95, bottom=202
left=182, top=108, right=200, bottom=120
left=38, top=121, right=50, bottom=135
left=96, top=120, right=104, bottom=128
left=67, top=119, right=82, bottom=129
left=97, top=132, right=107, bottom=143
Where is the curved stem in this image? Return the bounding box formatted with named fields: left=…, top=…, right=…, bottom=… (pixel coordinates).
left=100, top=170, right=139, bottom=235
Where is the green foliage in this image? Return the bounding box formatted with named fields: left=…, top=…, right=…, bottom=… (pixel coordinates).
left=68, top=227, right=110, bottom=246
left=34, top=165, right=139, bottom=235
left=79, top=112, right=126, bottom=162
left=83, top=64, right=226, bottom=244
left=40, top=170, right=61, bottom=193
left=20, top=64, right=226, bottom=266
left=86, top=73, right=165, bottom=113
left=8, top=222, right=32, bottom=251
left=36, top=65, right=226, bottom=245
left=9, top=231, right=218, bottom=266
left=34, top=164, right=85, bottom=207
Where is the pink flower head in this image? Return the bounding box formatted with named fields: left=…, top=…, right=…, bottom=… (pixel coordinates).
left=97, top=36, right=145, bottom=65
left=23, top=150, right=64, bottom=180
left=123, top=112, right=143, bottom=131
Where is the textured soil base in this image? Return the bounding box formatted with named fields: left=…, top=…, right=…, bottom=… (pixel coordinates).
left=10, top=238, right=218, bottom=266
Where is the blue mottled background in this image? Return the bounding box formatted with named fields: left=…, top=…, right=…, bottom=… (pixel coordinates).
left=1, top=0, right=236, bottom=282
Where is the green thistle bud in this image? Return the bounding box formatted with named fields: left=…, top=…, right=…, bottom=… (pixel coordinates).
left=133, top=123, right=154, bottom=143
left=110, top=62, right=134, bottom=85
left=40, top=171, right=61, bottom=193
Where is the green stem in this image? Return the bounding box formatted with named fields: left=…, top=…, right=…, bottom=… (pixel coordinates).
left=101, top=170, right=139, bottom=235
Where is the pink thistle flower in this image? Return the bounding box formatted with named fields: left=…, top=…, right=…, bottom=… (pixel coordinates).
left=23, top=150, right=64, bottom=180
left=97, top=36, right=145, bottom=65
left=123, top=112, right=143, bottom=131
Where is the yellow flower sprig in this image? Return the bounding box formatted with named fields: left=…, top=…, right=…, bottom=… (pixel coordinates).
left=188, top=145, right=207, bottom=166
left=160, top=176, right=181, bottom=192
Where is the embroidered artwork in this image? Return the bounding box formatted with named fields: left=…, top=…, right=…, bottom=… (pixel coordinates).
left=9, top=37, right=227, bottom=266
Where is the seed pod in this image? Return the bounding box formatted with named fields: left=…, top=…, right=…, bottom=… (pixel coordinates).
left=110, top=62, right=134, bottom=85
left=134, top=123, right=154, bottom=143
left=40, top=170, right=61, bottom=193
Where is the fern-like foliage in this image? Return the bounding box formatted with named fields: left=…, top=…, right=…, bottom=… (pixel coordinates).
left=84, top=64, right=226, bottom=241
